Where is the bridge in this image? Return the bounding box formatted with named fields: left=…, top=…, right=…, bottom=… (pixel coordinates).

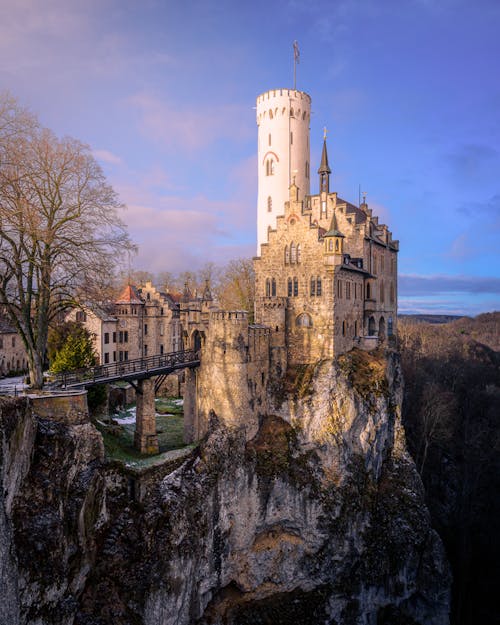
left=54, top=349, right=200, bottom=390
left=54, top=349, right=201, bottom=456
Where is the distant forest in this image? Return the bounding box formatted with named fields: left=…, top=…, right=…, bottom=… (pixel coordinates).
left=399, top=312, right=500, bottom=625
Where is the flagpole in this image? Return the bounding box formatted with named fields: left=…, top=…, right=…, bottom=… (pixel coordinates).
left=293, top=41, right=299, bottom=90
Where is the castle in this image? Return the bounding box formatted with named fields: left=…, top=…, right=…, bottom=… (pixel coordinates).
left=56, top=86, right=399, bottom=449
left=254, top=88, right=398, bottom=364
left=187, top=87, right=399, bottom=442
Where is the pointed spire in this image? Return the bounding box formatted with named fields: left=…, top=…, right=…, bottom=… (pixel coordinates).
left=324, top=209, right=344, bottom=238
left=318, top=134, right=331, bottom=175
left=318, top=129, right=331, bottom=194
left=202, top=279, right=213, bottom=302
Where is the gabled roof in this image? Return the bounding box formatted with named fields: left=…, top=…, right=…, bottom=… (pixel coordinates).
left=115, top=284, right=143, bottom=305
left=0, top=317, right=16, bottom=334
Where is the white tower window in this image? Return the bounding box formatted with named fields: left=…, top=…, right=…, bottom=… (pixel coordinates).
left=267, top=196, right=272, bottom=212
left=268, top=133, right=271, bottom=146
left=290, top=131, right=293, bottom=145
left=266, top=159, right=275, bottom=176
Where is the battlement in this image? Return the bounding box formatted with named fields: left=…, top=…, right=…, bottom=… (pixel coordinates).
left=210, top=310, right=248, bottom=322
left=256, top=89, right=311, bottom=104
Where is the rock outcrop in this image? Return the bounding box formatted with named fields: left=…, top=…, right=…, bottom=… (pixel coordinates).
left=0, top=350, right=451, bottom=625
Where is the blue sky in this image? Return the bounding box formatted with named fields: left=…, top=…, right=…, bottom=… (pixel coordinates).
left=1, top=0, right=499, bottom=315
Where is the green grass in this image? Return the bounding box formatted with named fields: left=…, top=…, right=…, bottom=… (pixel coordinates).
left=95, top=397, right=189, bottom=467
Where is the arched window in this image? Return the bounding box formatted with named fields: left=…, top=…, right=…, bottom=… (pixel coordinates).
left=310, top=276, right=316, bottom=296
left=266, top=159, right=274, bottom=176
left=366, top=283, right=371, bottom=299
left=290, top=242, right=296, bottom=263
left=388, top=316, right=393, bottom=336
left=296, top=244, right=301, bottom=263
left=335, top=239, right=339, bottom=251
left=287, top=278, right=293, bottom=297
left=368, top=316, right=376, bottom=336
left=269, top=110, right=273, bottom=119
left=328, top=239, right=333, bottom=251
left=316, top=277, right=322, bottom=296
left=354, top=320, right=358, bottom=336
left=290, top=107, right=294, bottom=117
left=296, top=313, right=313, bottom=327
left=265, top=279, right=271, bottom=297
left=271, top=278, right=276, bottom=297
left=293, top=277, right=298, bottom=296
left=267, top=196, right=272, bottom=212
left=284, top=245, right=289, bottom=264
left=342, top=321, right=346, bottom=336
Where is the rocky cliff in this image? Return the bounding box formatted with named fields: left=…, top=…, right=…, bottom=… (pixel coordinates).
left=0, top=350, right=451, bottom=625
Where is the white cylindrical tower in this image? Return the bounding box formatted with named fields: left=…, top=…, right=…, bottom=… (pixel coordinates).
left=256, top=88, right=311, bottom=251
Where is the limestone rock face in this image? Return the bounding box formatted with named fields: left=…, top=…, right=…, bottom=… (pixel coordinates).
left=0, top=351, right=451, bottom=625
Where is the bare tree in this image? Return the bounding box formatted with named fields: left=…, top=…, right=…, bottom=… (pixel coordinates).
left=216, top=258, right=255, bottom=321
left=0, top=94, right=134, bottom=387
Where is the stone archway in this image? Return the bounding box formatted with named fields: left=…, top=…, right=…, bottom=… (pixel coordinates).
left=192, top=330, right=202, bottom=352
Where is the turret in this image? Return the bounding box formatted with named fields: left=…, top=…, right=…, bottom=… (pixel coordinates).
left=323, top=210, right=344, bottom=269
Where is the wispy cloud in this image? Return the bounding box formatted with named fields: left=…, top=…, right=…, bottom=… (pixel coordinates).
left=128, top=92, right=253, bottom=153
left=93, top=149, right=123, bottom=165
left=399, top=273, right=500, bottom=296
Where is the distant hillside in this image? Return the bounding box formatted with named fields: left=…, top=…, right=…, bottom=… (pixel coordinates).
left=399, top=311, right=500, bottom=351
left=399, top=314, right=465, bottom=325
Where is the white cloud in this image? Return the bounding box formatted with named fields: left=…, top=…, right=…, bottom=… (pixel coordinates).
left=93, top=149, right=123, bottom=165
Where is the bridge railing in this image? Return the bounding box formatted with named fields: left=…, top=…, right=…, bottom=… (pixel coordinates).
left=54, top=349, right=200, bottom=387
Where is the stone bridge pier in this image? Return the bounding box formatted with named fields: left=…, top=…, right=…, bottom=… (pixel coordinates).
left=134, top=370, right=198, bottom=455
left=134, top=378, right=159, bottom=454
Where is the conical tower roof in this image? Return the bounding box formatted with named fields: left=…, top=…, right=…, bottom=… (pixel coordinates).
left=317, top=138, right=331, bottom=175
left=324, top=210, right=344, bottom=238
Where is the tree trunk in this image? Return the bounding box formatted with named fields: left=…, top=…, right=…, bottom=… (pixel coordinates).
left=28, top=351, right=44, bottom=389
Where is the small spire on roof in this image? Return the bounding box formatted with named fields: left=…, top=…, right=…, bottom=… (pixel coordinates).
left=324, top=209, right=344, bottom=238
left=318, top=132, right=331, bottom=175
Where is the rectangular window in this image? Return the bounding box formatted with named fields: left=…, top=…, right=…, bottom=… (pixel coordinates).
left=76, top=311, right=87, bottom=322
left=321, top=200, right=326, bottom=216
left=290, top=131, right=293, bottom=144
left=337, top=280, right=342, bottom=298
left=0, top=338, right=3, bottom=349
left=160, top=344, right=164, bottom=355
left=293, top=279, right=298, bottom=297
left=316, top=278, right=322, bottom=296
left=104, top=333, right=109, bottom=344
left=119, top=351, right=123, bottom=362
left=144, top=324, right=148, bottom=336
left=113, top=351, right=116, bottom=362
left=346, top=282, right=351, bottom=299
left=119, top=331, right=123, bottom=343
left=144, top=345, right=148, bottom=356
left=124, top=351, right=128, bottom=361
left=11, top=337, right=15, bottom=347
left=124, top=331, right=128, bottom=343
left=104, top=352, right=109, bottom=364
left=112, top=332, right=116, bottom=343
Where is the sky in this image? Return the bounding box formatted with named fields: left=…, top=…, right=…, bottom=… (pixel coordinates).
left=1, top=0, right=499, bottom=315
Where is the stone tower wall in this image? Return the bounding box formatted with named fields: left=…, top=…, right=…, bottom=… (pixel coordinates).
left=256, top=89, right=311, bottom=250
left=195, top=311, right=272, bottom=440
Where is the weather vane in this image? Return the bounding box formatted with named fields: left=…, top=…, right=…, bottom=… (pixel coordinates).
left=293, top=41, right=300, bottom=90
left=323, top=126, right=328, bottom=140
